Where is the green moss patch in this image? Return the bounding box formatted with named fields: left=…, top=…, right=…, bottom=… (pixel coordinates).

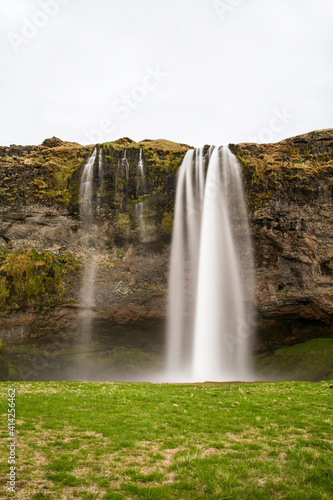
left=0, top=249, right=79, bottom=313
left=0, top=142, right=90, bottom=209
left=255, top=338, right=333, bottom=381
left=230, top=129, right=333, bottom=209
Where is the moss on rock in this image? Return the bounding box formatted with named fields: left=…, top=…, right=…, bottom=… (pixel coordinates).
left=0, top=139, right=91, bottom=210
left=230, top=129, right=333, bottom=210
left=0, top=249, right=79, bottom=313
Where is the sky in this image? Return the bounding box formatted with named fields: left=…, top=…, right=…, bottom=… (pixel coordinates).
left=1, top=0, right=332, bottom=147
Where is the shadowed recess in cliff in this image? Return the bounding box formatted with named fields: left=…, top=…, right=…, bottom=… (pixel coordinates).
left=163, top=146, right=255, bottom=382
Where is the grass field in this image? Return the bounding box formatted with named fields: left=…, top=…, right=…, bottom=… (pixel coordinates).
left=0, top=381, right=332, bottom=499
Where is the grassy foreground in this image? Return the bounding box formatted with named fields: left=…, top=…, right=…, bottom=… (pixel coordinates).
left=0, top=381, right=332, bottom=499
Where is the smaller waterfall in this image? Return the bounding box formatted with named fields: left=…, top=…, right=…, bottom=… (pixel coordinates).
left=134, top=201, right=146, bottom=241
left=98, top=148, right=103, bottom=183
left=80, top=147, right=97, bottom=225
left=135, top=149, right=148, bottom=241
left=78, top=147, right=100, bottom=354
left=115, top=150, right=129, bottom=214
left=78, top=255, right=97, bottom=345
left=116, top=149, right=129, bottom=190
left=97, top=148, right=103, bottom=214
left=136, top=149, right=147, bottom=195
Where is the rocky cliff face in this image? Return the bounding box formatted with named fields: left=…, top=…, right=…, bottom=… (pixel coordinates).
left=231, top=129, right=333, bottom=349
left=0, top=130, right=332, bottom=353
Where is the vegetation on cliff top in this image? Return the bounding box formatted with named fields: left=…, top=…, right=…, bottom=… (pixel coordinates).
left=1, top=130, right=331, bottom=214
left=230, top=129, right=333, bottom=209
left=100, top=137, right=190, bottom=152
left=0, top=140, right=91, bottom=209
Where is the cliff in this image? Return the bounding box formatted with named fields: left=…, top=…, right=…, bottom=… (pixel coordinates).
left=0, top=130, right=332, bottom=355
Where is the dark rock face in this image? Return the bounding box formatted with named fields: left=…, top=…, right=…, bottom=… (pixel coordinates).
left=230, top=130, right=333, bottom=348
left=0, top=130, right=332, bottom=351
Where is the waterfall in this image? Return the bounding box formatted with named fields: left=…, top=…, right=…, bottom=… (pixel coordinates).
left=78, top=147, right=99, bottom=349
left=135, top=201, right=146, bottom=241
left=116, top=149, right=129, bottom=190
left=135, top=149, right=147, bottom=241
left=166, top=146, right=255, bottom=382
left=78, top=254, right=97, bottom=345
left=137, top=149, right=146, bottom=195
left=98, top=148, right=103, bottom=183
left=97, top=148, right=103, bottom=214
left=80, top=147, right=97, bottom=225
left=115, top=150, right=129, bottom=215
left=166, top=148, right=206, bottom=372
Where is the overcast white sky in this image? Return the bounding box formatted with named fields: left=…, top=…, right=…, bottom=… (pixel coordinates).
left=1, top=0, right=332, bottom=147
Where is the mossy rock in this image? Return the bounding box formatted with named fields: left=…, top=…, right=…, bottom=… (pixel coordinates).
left=0, top=249, right=79, bottom=313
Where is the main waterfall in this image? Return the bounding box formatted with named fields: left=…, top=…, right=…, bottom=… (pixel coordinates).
left=166, top=146, right=255, bottom=382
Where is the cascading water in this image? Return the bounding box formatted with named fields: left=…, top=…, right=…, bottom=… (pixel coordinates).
left=80, top=147, right=97, bottom=225
left=98, top=148, right=103, bottom=183
left=97, top=148, right=103, bottom=214
left=166, top=148, right=206, bottom=372
left=78, top=147, right=101, bottom=348
left=115, top=150, right=130, bottom=214
left=136, top=148, right=146, bottom=195
left=166, top=146, right=255, bottom=382
left=135, top=149, right=147, bottom=241
left=116, top=149, right=129, bottom=190
left=134, top=202, right=146, bottom=241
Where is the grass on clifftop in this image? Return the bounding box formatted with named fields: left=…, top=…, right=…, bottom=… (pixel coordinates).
left=0, top=381, right=332, bottom=499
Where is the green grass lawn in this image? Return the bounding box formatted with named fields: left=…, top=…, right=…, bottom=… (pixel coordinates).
left=0, top=381, right=332, bottom=499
